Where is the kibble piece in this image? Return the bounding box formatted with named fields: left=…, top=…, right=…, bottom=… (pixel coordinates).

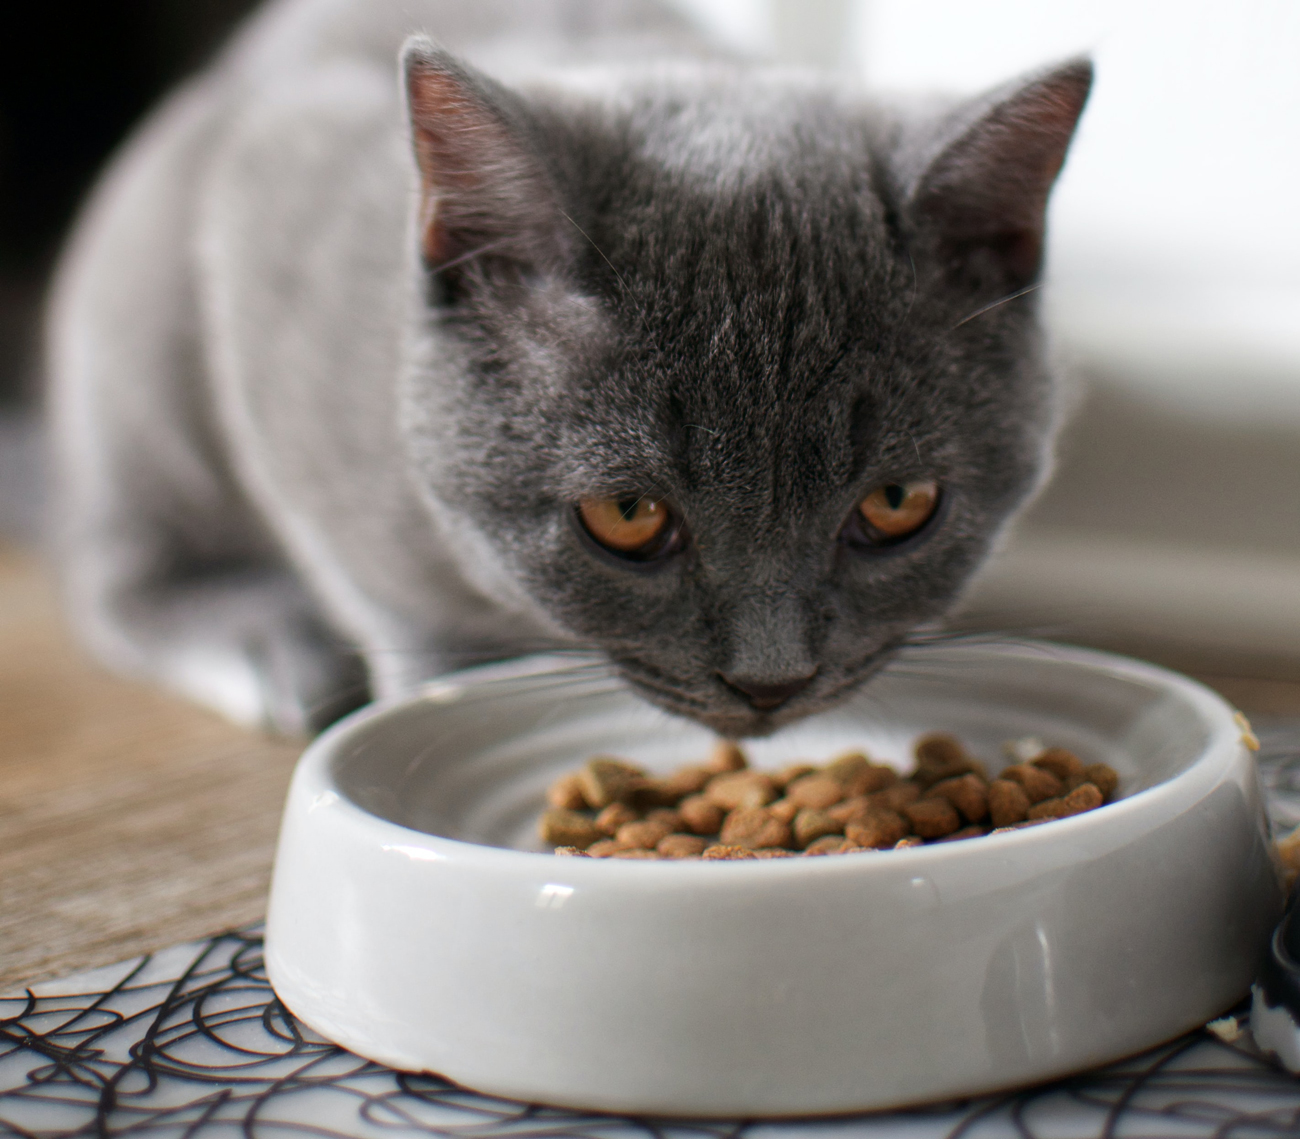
left=1027, top=781, right=1104, bottom=821
left=793, top=808, right=843, bottom=849
left=578, top=757, right=646, bottom=809
left=937, top=825, right=988, bottom=843
left=616, top=818, right=675, bottom=849
left=708, top=740, right=748, bottom=772
left=844, top=764, right=898, bottom=797
left=612, top=848, right=661, bottom=859
left=650, top=765, right=715, bottom=802
left=539, top=808, right=603, bottom=850
left=644, top=807, right=685, bottom=832
left=987, top=779, right=1031, bottom=827
left=913, top=732, right=977, bottom=786
left=871, top=781, right=922, bottom=813
left=768, top=797, right=800, bottom=824
left=825, top=752, right=872, bottom=785
left=926, top=773, right=988, bottom=823
left=894, top=835, right=925, bottom=849
left=753, top=847, right=797, bottom=859
left=1001, top=763, right=1062, bottom=804
left=827, top=795, right=872, bottom=825
left=1085, top=763, right=1120, bottom=801
left=546, top=773, right=587, bottom=811
left=772, top=762, right=818, bottom=790
left=845, top=809, right=909, bottom=849
left=1032, top=748, right=1085, bottom=784
left=720, top=806, right=794, bottom=849
left=658, top=833, right=708, bottom=859
left=678, top=795, right=725, bottom=835
left=594, top=801, right=640, bottom=836
left=904, top=797, right=961, bottom=838
left=586, top=838, right=624, bottom=857
left=804, top=835, right=851, bottom=856
left=553, top=845, right=591, bottom=857
left=702, top=844, right=757, bottom=860
left=785, top=773, right=845, bottom=810
left=705, top=770, right=776, bottom=810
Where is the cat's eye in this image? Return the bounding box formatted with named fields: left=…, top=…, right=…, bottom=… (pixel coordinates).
left=577, top=496, right=684, bottom=562
left=842, top=480, right=941, bottom=548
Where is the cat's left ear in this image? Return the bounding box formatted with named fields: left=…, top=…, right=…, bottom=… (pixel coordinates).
left=402, top=37, right=564, bottom=274
left=909, top=58, right=1092, bottom=293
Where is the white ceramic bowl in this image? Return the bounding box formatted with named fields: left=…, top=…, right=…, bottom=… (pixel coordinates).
left=265, top=642, right=1283, bottom=1117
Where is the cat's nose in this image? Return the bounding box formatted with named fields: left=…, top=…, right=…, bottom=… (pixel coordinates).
left=719, top=670, right=817, bottom=711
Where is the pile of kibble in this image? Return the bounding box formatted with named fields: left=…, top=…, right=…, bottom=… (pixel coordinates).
left=539, top=735, right=1120, bottom=859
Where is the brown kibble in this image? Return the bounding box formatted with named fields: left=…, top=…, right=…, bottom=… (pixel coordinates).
left=539, top=808, right=603, bottom=850
left=753, top=847, right=797, bottom=858
left=803, top=835, right=850, bottom=856
left=937, top=824, right=987, bottom=843
left=827, top=795, right=872, bottom=825
left=894, top=835, right=924, bottom=849
left=708, top=740, right=748, bottom=772
left=1001, top=763, right=1063, bottom=804
left=1085, top=763, right=1120, bottom=801
left=553, top=846, right=591, bottom=857
left=1032, top=748, right=1085, bottom=784
left=913, top=732, right=977, bottom=786
left=872, top=781, right=922, bottom=813
left=586, top=838, right=624, bottom=857
left=644, top=765, right=715, bottom=804
left=657, top=833, right=708, bottom=858
left=767, top=797, right=799, bottom=823
left=705, top=770, right=776, bottom=810
left=578, top=757, right=646, bottom=809
left=845, top=808, right=909, bottom=849
left=678, top=795, right=725, bottom=835
left=595, top=802, right=640, bottom=836
left=616, top=818, right=675, bottom=849
left=926, top=773, right=988, bottom=823
left=1027, top=781, right=1104, bottom=821
left=991, top=819, right=1050, bottom=834
left=904, top=797, right=961, bottom=838
left=785, top=773, right=845, bottom=810
left=702, top=844, right=757, bottom=860
left=644, top=807, right=684, bottom=832
left=612, top=848, right=661, bottom=859
left=824, top=752, right=871, bottom=784
left=546, top=773, right=587, bottom=811
left=793, top=808, right=843, bottom=849
left=843, top=764, right=898, bottom=797
left=772, top=762, right=818, bottom=790
left=987, top=779, right=1031, bottom=827
left=720, top=806, right=793, bottom=849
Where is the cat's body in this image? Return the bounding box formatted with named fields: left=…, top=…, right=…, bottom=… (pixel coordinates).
left=48, top=0, right=1089, bottom=736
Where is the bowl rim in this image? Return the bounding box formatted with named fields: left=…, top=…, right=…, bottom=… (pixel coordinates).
left=293, top=638, right=1248, bottom=877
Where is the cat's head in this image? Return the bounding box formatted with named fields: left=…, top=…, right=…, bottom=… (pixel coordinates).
left=398, top=41, right=1091, bottom=737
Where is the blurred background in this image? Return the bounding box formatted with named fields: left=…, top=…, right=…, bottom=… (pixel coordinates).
left=0, top=0, right=1297, bottom=671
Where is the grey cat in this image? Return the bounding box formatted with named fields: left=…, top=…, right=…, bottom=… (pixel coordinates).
left=47, top=0, right=1090, bottom=738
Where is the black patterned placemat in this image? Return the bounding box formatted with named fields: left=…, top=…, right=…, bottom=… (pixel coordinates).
left=5, top=721, right=1300, bottom=1138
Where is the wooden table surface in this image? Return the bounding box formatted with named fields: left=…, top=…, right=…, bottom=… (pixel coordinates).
left=2, top=540, right=1299, bottom=993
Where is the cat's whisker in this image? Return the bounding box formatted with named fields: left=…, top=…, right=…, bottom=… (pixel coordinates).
left=949, top=282, right=1043, bottom=331
left=427, top=237, right=514, bottom=276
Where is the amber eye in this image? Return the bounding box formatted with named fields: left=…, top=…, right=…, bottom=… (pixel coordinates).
left=844, top=480, right=940, bottom=547
left=578, top=496, right=681, bottom=560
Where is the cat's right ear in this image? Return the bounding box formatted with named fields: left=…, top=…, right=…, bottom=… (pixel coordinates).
left=402, top=37, right=563, bottom=275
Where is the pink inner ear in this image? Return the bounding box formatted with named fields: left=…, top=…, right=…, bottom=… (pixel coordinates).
left=410, top=66, right=522, bottom=269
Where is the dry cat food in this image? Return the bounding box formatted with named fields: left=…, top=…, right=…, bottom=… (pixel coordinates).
left=539, top=735, right=1120, bottom=859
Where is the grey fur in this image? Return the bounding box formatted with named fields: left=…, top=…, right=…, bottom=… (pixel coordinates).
left=47, top=0, right=1090, bottom=736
